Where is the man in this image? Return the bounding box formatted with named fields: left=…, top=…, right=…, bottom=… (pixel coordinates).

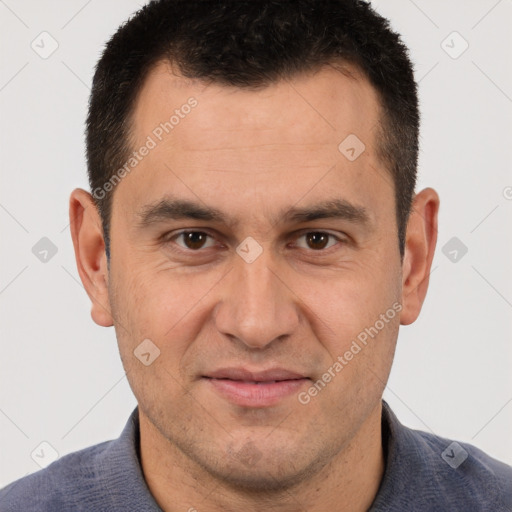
left=1, top=0, right=511, bottom=510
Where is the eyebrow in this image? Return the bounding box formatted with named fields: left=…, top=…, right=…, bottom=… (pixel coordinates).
left=136, top=196, right=371, bottom=230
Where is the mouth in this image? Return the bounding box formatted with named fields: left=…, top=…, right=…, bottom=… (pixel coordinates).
left=202, top=367, right=310, bottom=407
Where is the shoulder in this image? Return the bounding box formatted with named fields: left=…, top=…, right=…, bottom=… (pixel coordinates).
left=0, top=440, right=114, bottom=512
left=374, top=402, right=512, bottom=511
left=398, top=423, right=512, bottom=511
left=414, top=428, right=512, bottom=510
left=0, top=409, right=158, bottom=512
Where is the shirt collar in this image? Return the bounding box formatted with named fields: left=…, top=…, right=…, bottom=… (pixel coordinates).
left=96, top=407, right=162, bottom=510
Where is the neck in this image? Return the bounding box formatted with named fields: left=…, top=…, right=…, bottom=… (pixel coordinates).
left=139, top=401, right=385, bottom=512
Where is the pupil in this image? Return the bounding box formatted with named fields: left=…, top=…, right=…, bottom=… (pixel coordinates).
left=307, top=232, right=328, bottom=250
left=185, top=232, right=205, bottom=249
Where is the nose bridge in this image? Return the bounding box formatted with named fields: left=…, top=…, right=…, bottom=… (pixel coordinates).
left=214, top=246, right=298, bottom=349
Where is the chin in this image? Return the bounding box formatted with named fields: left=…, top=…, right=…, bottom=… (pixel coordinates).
left=202, top=445, right=329, bottom=494
left=210, top=463, right=311, bottom=493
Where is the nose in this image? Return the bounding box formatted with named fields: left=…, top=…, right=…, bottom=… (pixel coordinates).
left=213, top=247, right=300, bottom=349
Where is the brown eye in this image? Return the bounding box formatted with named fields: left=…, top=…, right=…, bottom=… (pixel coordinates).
left=294, top=231, right=340, bottom=251
left=174, top=231, right=215, bottom=250
left=305, top=232, right=331, bottom=250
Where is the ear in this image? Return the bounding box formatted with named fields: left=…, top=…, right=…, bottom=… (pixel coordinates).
left=400, top=187, right=440, bottom=325
left=69, top=188, right=113, bottom=327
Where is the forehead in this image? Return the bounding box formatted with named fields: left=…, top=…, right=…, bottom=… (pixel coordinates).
left=115, top=61, right=390, bottom=226
left=132, top=61, right=381, bottom=146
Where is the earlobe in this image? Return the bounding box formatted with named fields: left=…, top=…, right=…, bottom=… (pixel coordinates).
left=400, top=187, right=440, bottom=326
left=69, top=188, right=114, bottom=327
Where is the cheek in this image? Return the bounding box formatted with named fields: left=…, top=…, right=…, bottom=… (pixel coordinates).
left=110, top=263, right=222, bottom=362
left=108, top=270, right=193, bottom=410
left=298, top=263, right=401, bottom=401
left=303, top=259, right=400, bottom=338
left=305, top=268, right=400, bottom=409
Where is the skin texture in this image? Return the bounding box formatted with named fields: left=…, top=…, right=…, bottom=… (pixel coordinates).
left=70, top=62, right=439, bottom=511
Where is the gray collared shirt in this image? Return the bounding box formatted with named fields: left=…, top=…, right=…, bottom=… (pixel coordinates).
left=1, top=400, right=511, bottom=511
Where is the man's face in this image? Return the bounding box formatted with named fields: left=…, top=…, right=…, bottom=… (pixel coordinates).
left=108, top=62, right=403, bottom=488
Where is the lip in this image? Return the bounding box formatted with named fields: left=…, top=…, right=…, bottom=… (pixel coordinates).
left=205, top=367, right=307, bottom=382
left=202, top=367, right=310, bottom=407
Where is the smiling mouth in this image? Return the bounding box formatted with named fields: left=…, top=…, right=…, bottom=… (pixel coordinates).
left=202, top=375, right=310, bottom=407
left=206, top=377, right=303, bottom=384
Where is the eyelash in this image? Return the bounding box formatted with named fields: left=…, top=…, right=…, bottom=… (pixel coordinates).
left=163, top=229, right=347, bottom=254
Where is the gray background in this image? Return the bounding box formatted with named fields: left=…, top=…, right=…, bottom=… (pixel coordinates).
left=0, top=0, right=511, bottom=486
